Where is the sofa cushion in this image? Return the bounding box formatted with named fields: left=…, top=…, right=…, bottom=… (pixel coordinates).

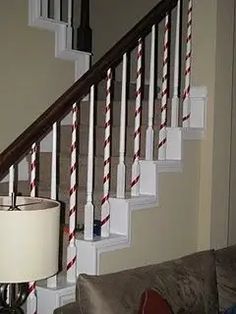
left=138, top=289, right=173, bottom=314
left=151, top=250, right=219, bottom=314
left=77, top=249, right=218, bottom=314
left=215, top=245, right=236, bottom=313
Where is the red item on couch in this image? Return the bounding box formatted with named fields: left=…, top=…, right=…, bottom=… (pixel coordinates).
left=139, top=289, right=173, bottom=314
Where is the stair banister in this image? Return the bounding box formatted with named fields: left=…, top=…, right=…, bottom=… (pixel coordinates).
left=27, top=142, right=38, bottom=314
left=76, top=0, right=92, bottom=52
left=116, top=53, right=128, bottom=199
left=171, top=0, right=181, bottom=127
left=131, top=39, right=143, bottom=197
left=84, top=85, right=95, bottom=241
left=182, top=0, right=193, bottom=127
left=41, top=0, right=49, bottom=18
left=101, top=68, right=112, bottom=238
left=47, top=121, right=59, bottom=288
left=67, top=0, right=73, bottom=49
left=145, top=25, right=156, bottom=161
left=67, top=103, right=78, bottom=283
left=158, top=14, right=170, bottom=160
left=0, top=0, right=178, bottom=181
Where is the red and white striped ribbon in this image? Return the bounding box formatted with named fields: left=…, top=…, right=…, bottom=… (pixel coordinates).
left=131, top=39, right=142, bottom=196
left=101, top=68, right=112, bottom=238
left=158, top=14, right=169, bottom=160
left=67, top=103, right=78, bottom=282
left=182, top=0, right=192, bottom=127
left=28, top=142, right=37, bottom=314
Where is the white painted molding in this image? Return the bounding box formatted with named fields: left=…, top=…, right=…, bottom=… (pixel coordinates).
left=28, top=0, right=91, bottom=77
left=166, top=127, right=182, bottom=160
left=189, top=86, right=207, bottom=130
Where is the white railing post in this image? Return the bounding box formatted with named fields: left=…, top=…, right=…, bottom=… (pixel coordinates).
left=84, top=86, right=95, bottom=240
left=158, top=14, right=169, bottom=160
left=8, top=165, right=15, bottom=196
left=67, top=104, right=78, bottom=283
left=145, top=25, right=156, bottom=161
left=182, top=0, right=192, bottom=127
left=116, top=53, right=127, bottom=198
left=101, top=68, right=112, bottom=238
left=27, top=142, right=38, bottom=314
left=47, top=122, right=58, bottom=288
left=54, top=0, right=61, bottom=21
left=171, top=0, right=181, bottom=127
left=67, top=0, right=73, bottom=49
left=131, top=39, right=143, bottom=196
left=41, top=0, right=48, bottom=18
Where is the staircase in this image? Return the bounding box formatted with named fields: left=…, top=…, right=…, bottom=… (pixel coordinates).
left=0, top=0, right=207, bottom=313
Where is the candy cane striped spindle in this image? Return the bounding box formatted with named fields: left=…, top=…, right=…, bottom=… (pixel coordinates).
left=171, top=0, right=181, bottom=127
left=27, top=142, right=38, bottom=314
left=101, top=69, right=112, bottom=238
left=182, top=0, right=192, bottom=127
left=131, top=39, right=142, bottom=196
left=30, top=143, right=37, bottom=197
left=67, top=104, right=78, bottom=283
left=158, top=14, right=169, bottom=160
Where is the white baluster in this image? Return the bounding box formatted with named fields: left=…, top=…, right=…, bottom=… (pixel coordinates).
left=47, top=122, right=58, bottom=288
left=171, top=0, right=181, bottom=127
left=67, top=104, right=78, bottom=283
left=41, top=0, right=48, bottom=18
left=84, top=86, right=95, bottom=241
left=182, top=0, right=192, bottom=127
left=27, top=143, right=38, bottom=314
left=158, top=14, right=169, bottom=160
left=101, top=69, right=112, bottom=238
left=117, top=53, right=127, bottom=198
left=67, top=0, right=73, bottom=49
left=145, top=25, right=156, bottom=161
left=131, top=39, right=143, bottom=196
left=8, top=165, right=15, bottom=196
left=54, top=0, right=61, bottom=21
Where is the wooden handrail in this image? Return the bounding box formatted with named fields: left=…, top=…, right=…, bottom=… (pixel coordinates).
left=0, top=0, right=177, bottom=180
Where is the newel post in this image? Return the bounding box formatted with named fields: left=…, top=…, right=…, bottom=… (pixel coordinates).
left=76, top=0, right=92, bottom=53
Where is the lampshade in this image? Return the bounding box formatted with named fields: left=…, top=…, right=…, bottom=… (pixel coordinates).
left=0, top=196, right=60, bottom=283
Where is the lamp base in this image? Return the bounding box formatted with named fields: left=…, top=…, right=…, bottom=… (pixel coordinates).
left=0, top=284, right=28, bottom=314
left=0, top=308, right=24, bottom=314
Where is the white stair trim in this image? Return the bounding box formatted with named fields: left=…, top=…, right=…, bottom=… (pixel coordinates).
left=28, top=0, right=91, bottom=80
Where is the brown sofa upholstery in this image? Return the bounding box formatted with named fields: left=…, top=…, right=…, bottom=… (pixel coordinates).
left=54, top=246, right=236, bottom=314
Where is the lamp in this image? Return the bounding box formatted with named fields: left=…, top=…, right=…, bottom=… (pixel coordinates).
left=0, top=195, right=60, bottom=313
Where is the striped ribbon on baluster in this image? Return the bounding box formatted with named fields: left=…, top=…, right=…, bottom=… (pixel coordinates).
left=182, top=0, right=192, bottom=127
left=28, top=142, right=37, bottom=314
left=131, top=39, right=142, bottom=196
left=158, top=14, right=169, bottom=160
left=101, top=68, right=112, bottom=238
left=67, top=103, right=78, bottom=282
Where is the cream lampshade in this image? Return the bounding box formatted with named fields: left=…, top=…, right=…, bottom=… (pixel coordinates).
left=0, top=196, right=60, bottom=283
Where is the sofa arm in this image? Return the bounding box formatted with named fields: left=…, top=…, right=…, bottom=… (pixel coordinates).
left=53, top=301, right=82, bottom=314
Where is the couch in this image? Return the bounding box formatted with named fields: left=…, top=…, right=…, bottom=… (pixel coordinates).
left=54, top=245, right=236, bottom=313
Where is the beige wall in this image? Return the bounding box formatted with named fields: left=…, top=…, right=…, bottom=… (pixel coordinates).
left=91, top=0, right=159, bottom=62
left=100, top=140, right=200, bottom=274
left=210, top=0, right=234, bottom=249
left=229, top=0, right=236, bottom=245
left=192, top=0, right=235, bottom=250
left=0, top=0, right=74, bottom=152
